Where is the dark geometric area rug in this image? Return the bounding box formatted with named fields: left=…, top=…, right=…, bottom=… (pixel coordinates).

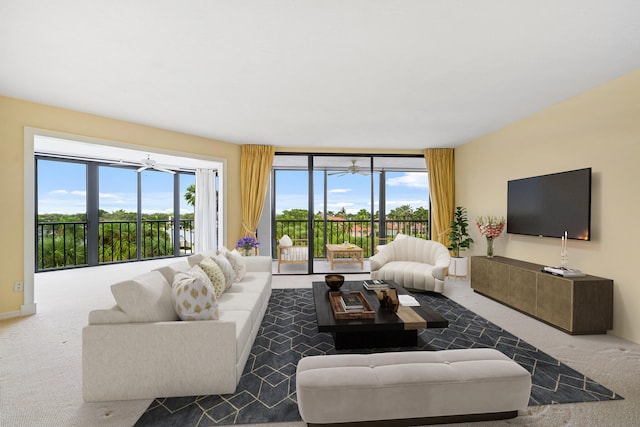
left=135, top=288, right=623, bottom=426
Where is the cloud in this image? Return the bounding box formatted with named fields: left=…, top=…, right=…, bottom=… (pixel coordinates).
left=387, top=173, right=428, bottom=189
left=328, top=188, right=351, bottom=193
left=70, top=190, right=87, bottom=196
left=99, top=192, right=119, bottom=199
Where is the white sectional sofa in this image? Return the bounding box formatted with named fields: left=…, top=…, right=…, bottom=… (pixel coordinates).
left=82, top=252, right=272, bottom=402
left=369, top=234, right=451, bottom=293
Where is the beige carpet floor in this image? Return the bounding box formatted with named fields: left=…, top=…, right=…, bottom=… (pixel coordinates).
left=1, top=259, right=639, bottom=426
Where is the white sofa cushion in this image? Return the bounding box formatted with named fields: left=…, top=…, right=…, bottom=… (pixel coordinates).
left=226, top=272, right=272, bottom=303
left=171, top=265, right=220, bottom=321
left=110, top=271, right=178, bottom=323
left=198, top=257, right=227, bottom=298
left=216, top=292, right=263, bottom=325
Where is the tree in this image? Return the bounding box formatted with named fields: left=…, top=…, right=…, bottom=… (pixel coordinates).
left=389, top=205, right=412, bottom=220
left=355, top=208, right=370, bottom=220
left=278, top=209, right=308, bottom=220
left=184, top=184, right=195, bottom=207
left=412, top=207, right=429, bottom=220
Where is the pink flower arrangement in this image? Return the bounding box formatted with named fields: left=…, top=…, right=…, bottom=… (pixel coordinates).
left=476, top=216, right=505, bottom=238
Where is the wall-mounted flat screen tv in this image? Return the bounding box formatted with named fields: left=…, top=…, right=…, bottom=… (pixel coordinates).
left=507, top=168, right=591, bottom=240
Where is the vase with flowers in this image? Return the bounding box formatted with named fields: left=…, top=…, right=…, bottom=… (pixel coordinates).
left=236, top=236, right=260, bottom=256
left=476, top=216, right=505, bottom=258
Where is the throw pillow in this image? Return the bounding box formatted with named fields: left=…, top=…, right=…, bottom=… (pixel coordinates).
left=171, top=265, right=219, bottom=321
left=218, top=246, right=247, bottom=282
left=212, top=253, right=237, bottom=290
left=198, top=257, right=227, bottom=298
left=279, top=234, right=293, bottom=247
left=111, top=271, right=178, bottom=322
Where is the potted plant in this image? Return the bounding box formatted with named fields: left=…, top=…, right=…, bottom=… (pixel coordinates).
left=448, top=206, right=474, bottom=277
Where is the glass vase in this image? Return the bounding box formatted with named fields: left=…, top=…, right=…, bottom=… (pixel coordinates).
left=241, top=248, right=255, bottom=257
left=485, top=237, right=494, bottom=258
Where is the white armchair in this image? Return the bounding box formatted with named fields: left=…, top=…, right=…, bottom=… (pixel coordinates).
left=369, top=235, right=451, bottom=293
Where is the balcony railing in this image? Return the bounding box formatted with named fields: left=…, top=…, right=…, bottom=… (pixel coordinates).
left=37, top=217, right=428, bottom=271
left=275, top=219, right=429, bottom=259
left=36, top=219, right=195, bottom=271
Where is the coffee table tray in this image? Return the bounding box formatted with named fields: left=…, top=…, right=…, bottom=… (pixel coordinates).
left=329, top=291, right=375, bottom=319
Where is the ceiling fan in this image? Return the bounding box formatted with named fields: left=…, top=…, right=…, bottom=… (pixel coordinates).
left=328, top=160, right=370, bottom=177
left=111, top=155, right=176, bottom=174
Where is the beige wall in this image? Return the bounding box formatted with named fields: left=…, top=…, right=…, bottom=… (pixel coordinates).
left=0, top=96, right=242, bottom=316
left=455, top=69, right=640, bottom=343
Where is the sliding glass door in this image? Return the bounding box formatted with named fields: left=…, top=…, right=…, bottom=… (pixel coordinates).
left=272, top=154, right=429, bottom=275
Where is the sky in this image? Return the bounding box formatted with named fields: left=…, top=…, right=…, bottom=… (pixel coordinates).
left=37, top=159, right=429, bottom=216
left=275, top=170, right=429, bottom=215
left=37, top=159, right=195, bottom=215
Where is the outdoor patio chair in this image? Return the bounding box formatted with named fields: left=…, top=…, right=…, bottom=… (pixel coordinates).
left=277, top=235, right=308, bottom=273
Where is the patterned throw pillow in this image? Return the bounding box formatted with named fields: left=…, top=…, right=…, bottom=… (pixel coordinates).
left=212, top=254, right=237, bottom=290
left=198, top=257, right=227, bottom=298
left=171, top=265, right=219, bottom=321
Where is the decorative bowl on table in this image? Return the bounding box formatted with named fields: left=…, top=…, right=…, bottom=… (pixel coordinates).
left=324, top=274, right=345, bottom=291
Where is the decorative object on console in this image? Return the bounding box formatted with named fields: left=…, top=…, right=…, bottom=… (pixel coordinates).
left=560, top=230, right=569, bottom=267
left=375, top=288, right=399, bottom=313
left=324, top=274, right=345, bottom=290
left=236, top=236, right=259, bottom=256
left=447, top=206, right=474, bottom=276
left=476, top=216, right=505, bottom=258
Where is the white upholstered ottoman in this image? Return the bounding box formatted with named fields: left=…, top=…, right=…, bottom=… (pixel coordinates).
left=295, top=348, right=531, bottom=426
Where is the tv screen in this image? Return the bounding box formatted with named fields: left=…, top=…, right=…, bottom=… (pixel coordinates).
left=507, top=168, right=591, bottom=240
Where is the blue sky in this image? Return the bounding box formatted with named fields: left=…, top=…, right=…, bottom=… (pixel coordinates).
left=37, top=160, right=195, bottom=214
left=275, top=170, right=429, bottom=215
left=37, top=159, right=429, bottom=215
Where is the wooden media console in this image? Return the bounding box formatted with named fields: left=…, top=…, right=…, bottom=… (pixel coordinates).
left=470, top=256, right=613, bottom=334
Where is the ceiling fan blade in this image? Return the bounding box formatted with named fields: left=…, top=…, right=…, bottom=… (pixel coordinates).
left=154, top=166, right=176, bottom=175
left=109, top=159, right=138, bottom=167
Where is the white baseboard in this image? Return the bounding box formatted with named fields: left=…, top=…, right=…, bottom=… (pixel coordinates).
left=0, top=310, right=22, bottom=320
left=21, top=303, right=37, bottom=316
left=0, top=303, right=37, bottom=320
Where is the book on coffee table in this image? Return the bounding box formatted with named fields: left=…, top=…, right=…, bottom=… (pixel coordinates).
left=363, top=280, right=390, bottom=290
left=341, top=293, right=364, bottom=311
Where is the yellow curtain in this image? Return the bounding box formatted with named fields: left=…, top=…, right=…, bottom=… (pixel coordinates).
left=424, top=148, right=455, bottom=246
left=239, top=145, right=275, bottom=248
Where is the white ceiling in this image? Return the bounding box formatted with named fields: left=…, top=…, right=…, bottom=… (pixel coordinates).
left=2, top=1, right=639, bottom=150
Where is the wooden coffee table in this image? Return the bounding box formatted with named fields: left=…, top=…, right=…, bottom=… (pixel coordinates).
left=312, top=280, right=448, bottom=349
left=326, top=244, right=364, bottom=270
